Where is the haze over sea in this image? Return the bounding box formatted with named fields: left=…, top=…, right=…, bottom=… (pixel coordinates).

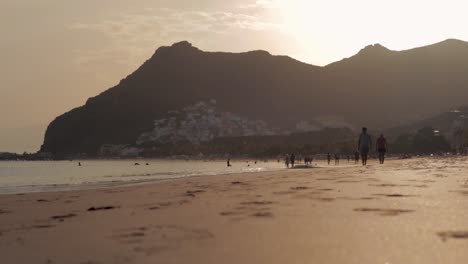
left=0, top=160, right=283, bottom=195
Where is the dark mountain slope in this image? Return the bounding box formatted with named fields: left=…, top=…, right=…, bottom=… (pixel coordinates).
left=41, top=41, right=325, bottom=156
left=323, top=39, right=468, bottom=127
left=41, top=39, right=468, bottom=156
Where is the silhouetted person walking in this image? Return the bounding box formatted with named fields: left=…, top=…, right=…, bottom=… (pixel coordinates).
left=354, top=151, right=360, bottom=164
left=376, top=134, right=388, bottom=164
left=290, top=153, right=296, bottom=168
left=285, top=154, right=290, bottom=168
left=335, top=154, right=340, bottom=165
left=358, top=127, right=372, bottom=166
left=327, top=153, right=331, bottom=165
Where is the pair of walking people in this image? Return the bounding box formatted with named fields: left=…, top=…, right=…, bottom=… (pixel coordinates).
left=358, top=127, right=387, bottom=165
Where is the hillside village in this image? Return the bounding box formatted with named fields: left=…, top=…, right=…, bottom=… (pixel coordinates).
left=136, top=100, right=279, bottom=145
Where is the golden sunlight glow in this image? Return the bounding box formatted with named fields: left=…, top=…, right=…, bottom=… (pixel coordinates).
left=269, top=0, right=468, bottom=64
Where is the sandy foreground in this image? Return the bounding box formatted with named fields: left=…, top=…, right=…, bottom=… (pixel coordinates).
left=1, top=158, right=468, bottom=264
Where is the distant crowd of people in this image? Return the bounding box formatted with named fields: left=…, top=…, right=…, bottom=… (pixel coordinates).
left=225, top=127, right=388, bottom=168
left=282, top=127, right=388, bottom=168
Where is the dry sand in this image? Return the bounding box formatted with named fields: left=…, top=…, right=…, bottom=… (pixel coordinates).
left=1, top=157, right=468, bottom=264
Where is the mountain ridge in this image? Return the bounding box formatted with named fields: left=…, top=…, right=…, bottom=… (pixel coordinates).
left=41, top=38, right=468, bottom=156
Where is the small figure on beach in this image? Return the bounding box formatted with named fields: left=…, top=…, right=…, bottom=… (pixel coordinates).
left=327, top=153, right=331, bottom=165
left=358, top=127, right=372, bottom=166
left=304, top=156, right=313, bottom=166
left=78, top=162, right=81, bottom=166
left=227, top=158, right=232, bottom=167
left=354, top=151, right=360, bottom=164
left=335, top=154, right=340, bottom=165
left=376, top=134, right=388, bottom=164
left=134, top=163, right=140, bottom=166
left=285, top=154, right=290, bottom=168
left=290, top=153, right=296, bottom=168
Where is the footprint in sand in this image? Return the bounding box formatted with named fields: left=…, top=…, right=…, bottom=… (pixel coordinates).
left=220, top=201, right=275, bottom=220
left=316, top=178, right=335, bottom=181
left=251, top=212, right=274, bottom=218
left=411, top=184, right=429, bottom=188
left=314, top=197, right=335, bottom=202
left=407, top=179, right=436, bottom=183
left=336, top=180, right=362, bottom=183
left=273, top=191, right=295, bottom=195
left=32, top=224, right=56, bottom=229
left=219, top=211, right=243, bottom=216
left=158, top=202, right=172, bottom=207
left=50, top=213, right=77, bottom=221
left=369, top=183, right=410, bottom=187
left=437, top=231, right=468, bottom=242
left=353, top=208, right=414, bottom=216
left=0, top=209, right=11, bottom=214
left=364, top=178, right=381, bottom=182
left=318, top=188, right=334, bottom=191
left=240, top=201, right=275, bottom=206
left=87, top=206, right=118, bottom=212
left=185, top=190, right=205, bottom=197
left=290, top=186, right=310, bottom=191
left=449, top=190, right=468, bottom=196
left=112, top=225, right=214, bottom=255
left=293, top=191, right=323, bottom=199
left=231, top=181, right=248, bottom=185
left=372, top=194, right=419, bottom=198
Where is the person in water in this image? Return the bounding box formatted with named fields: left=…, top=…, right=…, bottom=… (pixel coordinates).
left=376, top=134, right=388, bottom=164
left=358, top=127, right=372, bottom=166
left=327, top=153, right=331, bottom=165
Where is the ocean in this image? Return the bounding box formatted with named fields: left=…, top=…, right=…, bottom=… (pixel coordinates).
left=0, top=159, right=284, bottom=194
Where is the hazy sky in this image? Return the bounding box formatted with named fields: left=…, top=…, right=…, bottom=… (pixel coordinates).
left=2, top=0, right=468, bottom=152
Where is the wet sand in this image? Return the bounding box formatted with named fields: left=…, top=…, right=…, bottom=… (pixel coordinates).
left=1, top=157, right=468, bottom=263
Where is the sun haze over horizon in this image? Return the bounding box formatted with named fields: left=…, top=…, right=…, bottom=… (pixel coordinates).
left=2, top=0, right=468, bottom=152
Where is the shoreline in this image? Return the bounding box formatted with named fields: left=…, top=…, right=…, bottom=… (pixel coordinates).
left=0, top=162, right=286, bottom=196
left=1, top=157, right=468, bottom=263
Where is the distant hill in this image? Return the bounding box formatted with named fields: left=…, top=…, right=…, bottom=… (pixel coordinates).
left=386, top=105, right=468, bottom=145
left=41, top=39, right=468, bottom=157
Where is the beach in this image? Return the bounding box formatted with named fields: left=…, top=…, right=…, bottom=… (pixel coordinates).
left=1, top=157, right=468, bottom=264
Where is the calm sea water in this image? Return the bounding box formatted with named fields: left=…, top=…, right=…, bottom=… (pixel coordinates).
left=0, top=160, right=284, bottom=194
